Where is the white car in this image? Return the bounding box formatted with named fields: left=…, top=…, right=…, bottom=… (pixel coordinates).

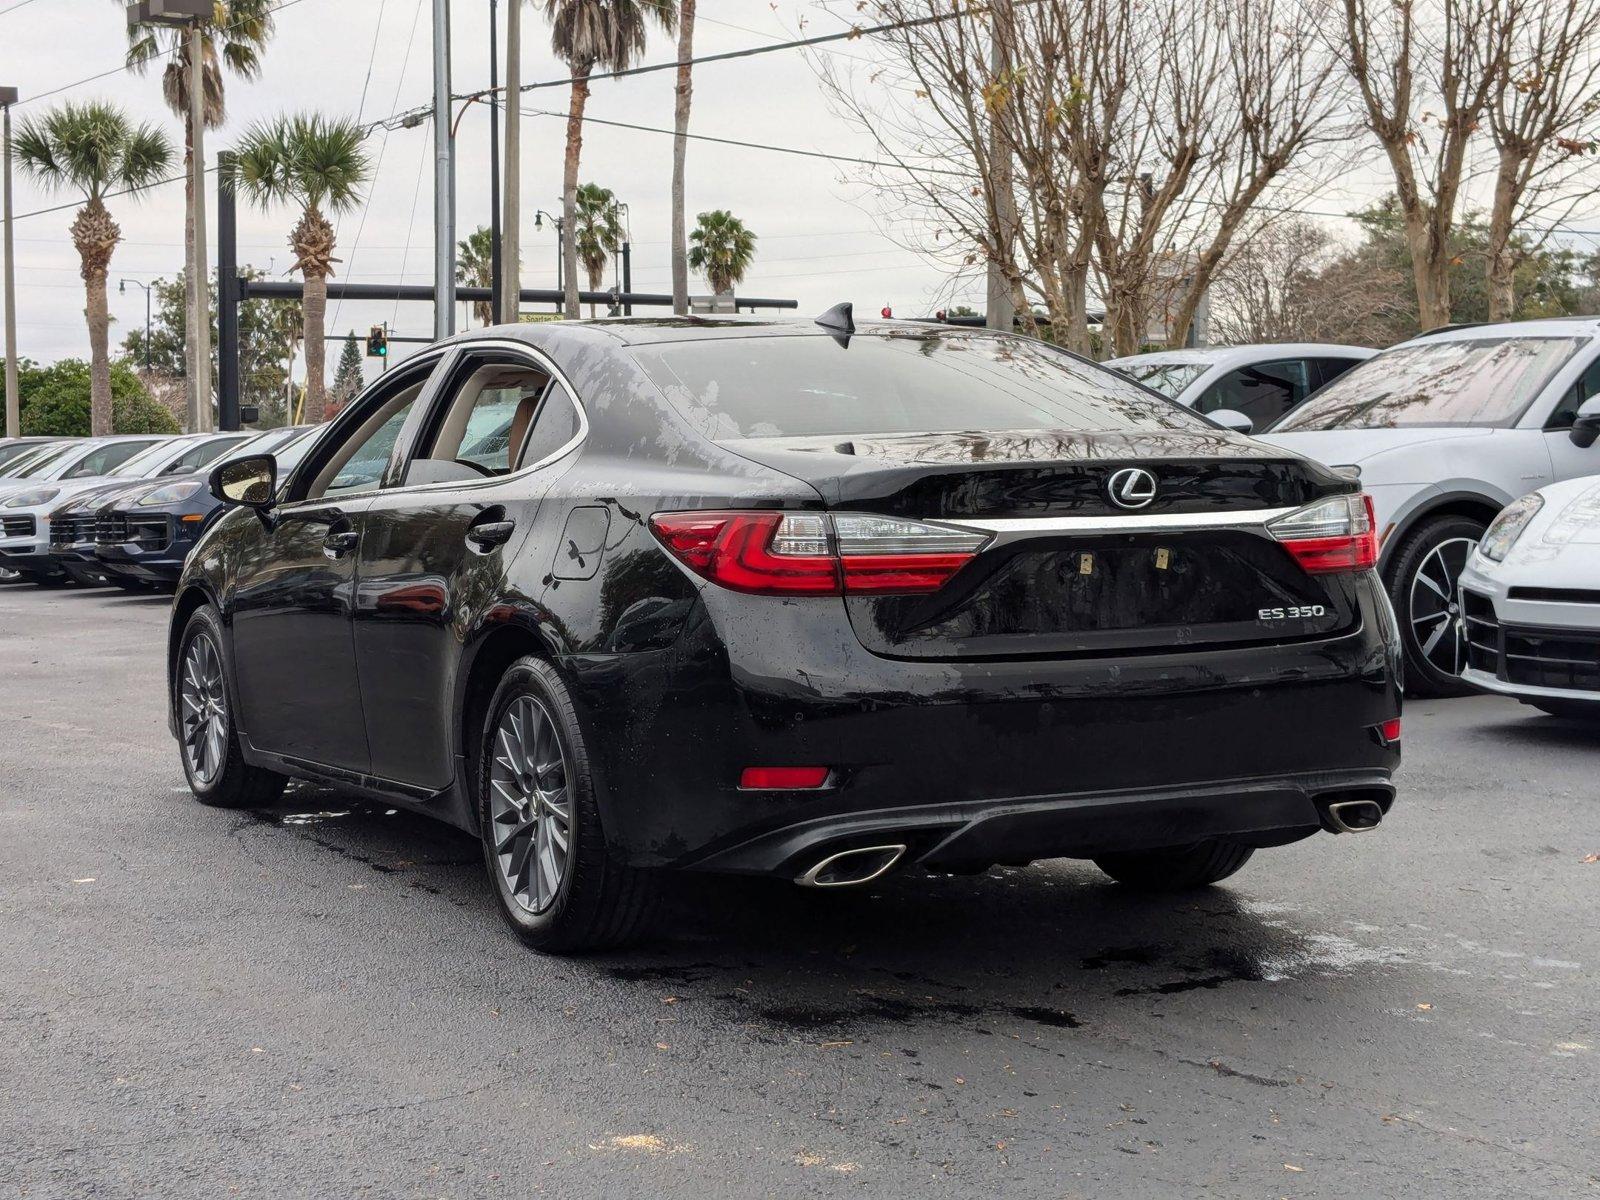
left=1105, top=343, right=1376, bottom=430
left=1258, top=318, right=1600, bottom=696
left=0, top=433, right=249, bottom=584
left=1458, top=478, right=1600, bottom=718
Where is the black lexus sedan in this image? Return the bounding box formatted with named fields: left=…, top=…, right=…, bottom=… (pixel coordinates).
left=169, top=314, right=1401, bottom=952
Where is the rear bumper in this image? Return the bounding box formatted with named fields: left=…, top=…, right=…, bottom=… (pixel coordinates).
left=568, top=576, right=1402, bottom=872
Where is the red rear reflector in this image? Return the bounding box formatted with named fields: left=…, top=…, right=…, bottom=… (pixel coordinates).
left=1379, top=718, right=1401, bottom=743
left=740, top=766, right=830, bottom=790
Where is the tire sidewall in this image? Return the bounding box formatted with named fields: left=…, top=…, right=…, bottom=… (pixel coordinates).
left=175, top=605, right=237, bottom=801
left=1384, top=515, right=1485, bottom=696
left=477, top=657, right=602, bottom=947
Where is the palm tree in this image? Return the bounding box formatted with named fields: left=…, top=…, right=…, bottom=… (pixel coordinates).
left=14, top=102, right=173, bottom=435
left=228, top=113, right=372, bottom=423
left=688, top=210, right=757, bottom=299
left=572, top=183, right=622, bottom=317
left=122, top=0, right=275, bottom=414
left=541, top=0, right=676, bottom=317
left=670, top=0, right=695, bottom=315
left=458, top=225, right=496, bottom=327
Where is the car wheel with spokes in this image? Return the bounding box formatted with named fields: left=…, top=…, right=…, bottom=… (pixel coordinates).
left=477, top=656, right=654, bottom=953
left=1384, top=515, right=1485, bottom=698
left=175, top=605, right=286, bottom=808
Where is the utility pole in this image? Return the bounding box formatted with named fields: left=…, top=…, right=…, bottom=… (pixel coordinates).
left=2, top=86, right=18, bottom=440
left=488, top=0, right=502, bottom=324
left=432, top=0, right=456, bottom=340
left=985, top=0, right=1017, bottom=334
left=216, top=152, right=240, bottom=430
left=500, top=0, right=521, bottom=324
left=189, top=21, right=211, bottom=430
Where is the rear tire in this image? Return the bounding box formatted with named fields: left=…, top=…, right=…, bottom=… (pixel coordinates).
left=477, top=656, right=654, bottom=953
left=175, top=605, right=286, bottom=809
left=1094, top=841, right=1255, bottom=891
left=1384, top=515, right=1485, bottom=698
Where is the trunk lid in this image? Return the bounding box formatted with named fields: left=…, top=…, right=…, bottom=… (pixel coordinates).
left=726, top=428, right=1360, bottom=660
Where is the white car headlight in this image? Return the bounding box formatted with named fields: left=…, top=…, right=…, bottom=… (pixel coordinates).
left=1478, top=492, right=1544, bottom=562
left=137, top=480, right=203, bottom=507
left=3, top=488, right=60, bottom=509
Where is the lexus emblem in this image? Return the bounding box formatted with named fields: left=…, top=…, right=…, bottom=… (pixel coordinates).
left=1106, top=467, right=1158, bottom=510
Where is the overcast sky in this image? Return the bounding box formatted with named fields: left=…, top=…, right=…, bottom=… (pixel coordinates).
left=4, top=0, right=1589, bottom=382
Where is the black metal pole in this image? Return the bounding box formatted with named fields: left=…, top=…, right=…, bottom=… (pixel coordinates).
left=488, top=0, right=502, bottom=325
left=622, top=242, right=632, bottom=316
left=216, top=151, right=241, bottom=431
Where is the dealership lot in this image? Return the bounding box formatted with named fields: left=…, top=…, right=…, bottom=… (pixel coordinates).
left=1, top=582, right=1596, bottom=1198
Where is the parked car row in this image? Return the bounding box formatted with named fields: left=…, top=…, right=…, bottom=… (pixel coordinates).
left=0, top=427, right=317, bottom=589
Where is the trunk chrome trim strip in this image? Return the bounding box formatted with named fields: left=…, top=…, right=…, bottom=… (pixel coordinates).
left=942, top=508, right=1298, bottom=535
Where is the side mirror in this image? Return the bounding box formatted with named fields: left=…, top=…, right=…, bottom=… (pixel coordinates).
left=1208, top=408, right=1254, bottom=435
left=210, top=454, right=277, bottom=509
left=1570, top=397, right=1600, bottom=449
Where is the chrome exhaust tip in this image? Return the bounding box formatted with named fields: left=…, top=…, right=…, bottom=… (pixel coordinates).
left=795, top=844, right=907, bottom=888
left=1324, top=798, right=1384, bottom=834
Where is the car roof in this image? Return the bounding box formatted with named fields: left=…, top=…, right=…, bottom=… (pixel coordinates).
left=1397, top=316, right=1600, bottom=345
left=447, top=314, right=1049, bottom=351
left=1105, top=343, right=1376, bottom=368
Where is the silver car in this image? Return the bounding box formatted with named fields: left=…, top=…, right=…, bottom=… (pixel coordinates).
left=1459, top=476, right=1600, bottom=718
left=1260, top=318, right=1600, bottom=695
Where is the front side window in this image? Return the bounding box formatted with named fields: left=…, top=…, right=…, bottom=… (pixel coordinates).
left=634, top=332, right=1207, bottom=442
left=1273, top=337, right=1584, bottom=432
left=1195, top=360, right=1310, bottom=427
left=1547, top=354, right=1600, bottom=430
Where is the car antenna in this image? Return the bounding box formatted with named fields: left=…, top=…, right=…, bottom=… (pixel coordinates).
left=815, top=301, right=854, bottom=347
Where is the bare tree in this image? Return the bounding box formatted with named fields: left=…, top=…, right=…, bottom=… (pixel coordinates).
left=815, top=0, right=1339, bottom=356
left=1484, top=0, right=1600, bottom=318
left=1342, top=0, right=1508, bottom=329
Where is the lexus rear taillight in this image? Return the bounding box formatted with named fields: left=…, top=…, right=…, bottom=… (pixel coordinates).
left=1268, top=494, right=1378, bottom=574
left=649, top=510, right=989, bottom=596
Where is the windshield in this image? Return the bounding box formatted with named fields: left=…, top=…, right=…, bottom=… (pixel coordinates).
left=11, top=443, right=74, bottom=478
left=633, top=332, right=1207, bottom=441
left=270, top=428, right=319, bottom=473
left=0, top=441, right=54, bottom=472
left=1108, top=360, right=1208, bottom=399
left=1272, top=337, right=1583, bottom=431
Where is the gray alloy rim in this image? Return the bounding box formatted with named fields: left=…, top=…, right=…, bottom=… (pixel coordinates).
left=1409, top=536, right=1479, bottom=678
left=488, top=695, right=572, bottom=915
left=179, top=631, right=228, bottom=786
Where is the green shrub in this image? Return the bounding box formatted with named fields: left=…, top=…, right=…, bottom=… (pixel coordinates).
left=18, top=359, right=180, bottom=436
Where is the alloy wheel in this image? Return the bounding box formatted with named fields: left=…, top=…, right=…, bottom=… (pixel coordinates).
left=488, top=695, right=572, bottom=915
left=179, top=632, right=228, bottom=786
left=1408, top=535, right=1479, bottom=679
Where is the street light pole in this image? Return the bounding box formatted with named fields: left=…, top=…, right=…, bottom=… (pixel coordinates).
left=188, top=22, right=211, bottom=431
left=488, top=0, right=502, bottom=326
left=2, top=86, right=19, bottom=440
left=432, top=0, right=456, bottom=340
left=119, top=279, right=153, bottom=368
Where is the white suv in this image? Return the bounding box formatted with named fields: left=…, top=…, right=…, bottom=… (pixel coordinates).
left=1259, top=317, right=1600, bottom=695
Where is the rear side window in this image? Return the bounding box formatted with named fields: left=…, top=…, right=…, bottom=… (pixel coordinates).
left=633, top=332, right=1207, bottom=441
left=517, top=381, right=581, bottom=466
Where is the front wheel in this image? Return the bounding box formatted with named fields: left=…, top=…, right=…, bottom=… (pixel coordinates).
left=477, top=657, right=654, bottom=953
left=1094, top=841, right=1255, bottom=891
left=175, top=606, right=286, bottom=809
left=1384, top=515, right=1485, bottom=698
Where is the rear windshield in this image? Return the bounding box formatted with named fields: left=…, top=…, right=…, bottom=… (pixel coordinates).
left=1108, top=360, right=1208, bottom=399
left=1272, top=336, right=1582, bottom=431
left=633, top=332, right=1208, bottom=441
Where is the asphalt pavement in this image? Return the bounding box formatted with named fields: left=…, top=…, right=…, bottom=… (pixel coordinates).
left=1, top=581, right=1597, bottom=1198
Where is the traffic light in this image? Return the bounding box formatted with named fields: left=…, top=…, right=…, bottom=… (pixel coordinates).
left=366, top=325, right=389, bottom=358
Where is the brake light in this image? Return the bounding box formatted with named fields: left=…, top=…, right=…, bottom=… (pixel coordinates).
left=1268, top=494, right=1378, bottom=574
left=650, top=510, right=988, bottom=596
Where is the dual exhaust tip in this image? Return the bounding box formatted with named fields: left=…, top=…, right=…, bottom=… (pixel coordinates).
left=795, top=844, right=907, bottom=888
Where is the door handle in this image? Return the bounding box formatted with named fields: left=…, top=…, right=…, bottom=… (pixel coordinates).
left=466, top=519, right=516, bottom=551
left=323, top=530, right=359, bottom=558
